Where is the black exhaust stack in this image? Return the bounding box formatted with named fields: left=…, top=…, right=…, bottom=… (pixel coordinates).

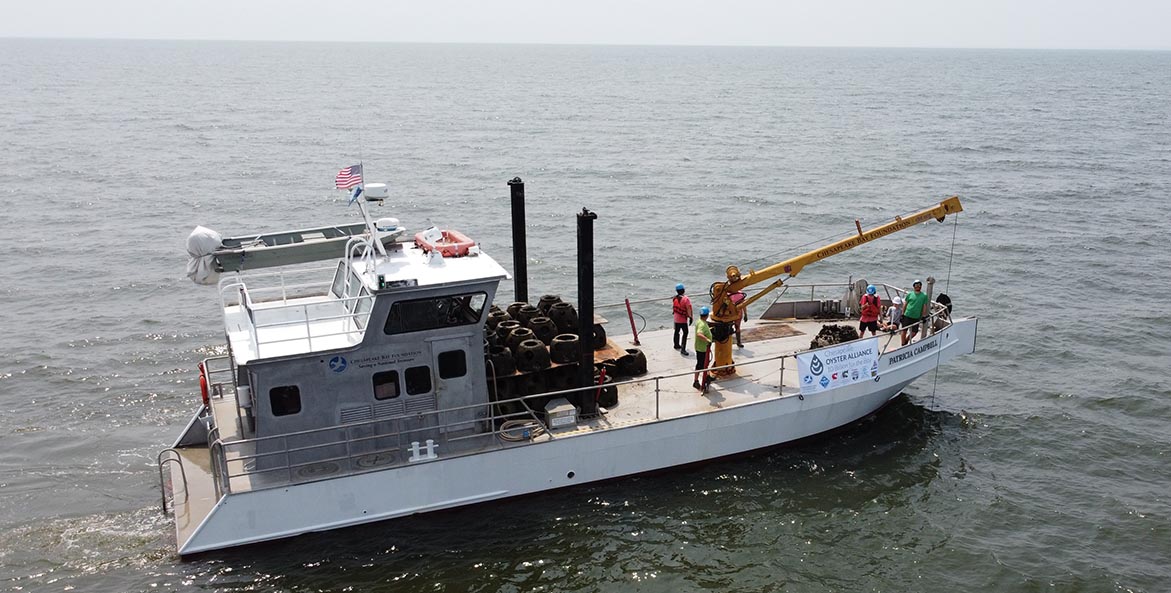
left=577, top=207, right=598, bottom=416
left=508, top=177, right=528, bottom=303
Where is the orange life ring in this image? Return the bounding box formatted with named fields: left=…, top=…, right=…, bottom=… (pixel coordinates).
left=414, top=228, right=475, bottom=258
left=198, top=363, right=210, bottom=407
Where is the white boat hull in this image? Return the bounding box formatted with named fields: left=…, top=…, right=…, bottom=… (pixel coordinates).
left=177, top=319, right=976, bottom=555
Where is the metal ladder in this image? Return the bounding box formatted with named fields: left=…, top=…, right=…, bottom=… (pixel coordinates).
left=156, top=448, right=188, bottom=515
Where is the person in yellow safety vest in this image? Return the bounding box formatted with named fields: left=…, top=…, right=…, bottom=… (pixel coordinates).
left=693, top=306, right=713, bottom=392
left=671, top=283, right=694, bottom=356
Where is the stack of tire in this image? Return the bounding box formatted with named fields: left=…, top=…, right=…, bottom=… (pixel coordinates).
left=588, top=347, right=646, bottom=409
left=486, top=295, right=625, bottom=418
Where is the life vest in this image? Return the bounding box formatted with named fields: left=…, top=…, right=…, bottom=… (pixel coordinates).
left=672, top=296, right=689, bottom=318
left=860, top=294, right=881, bottom=318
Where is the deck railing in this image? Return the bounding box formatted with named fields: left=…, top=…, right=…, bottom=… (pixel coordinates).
left=204, top=347, right=798, bottom=496
left=597, top=282, right=944, bottom=341
left=218, top=267, right=375, bottom=358
left=197, top=281, right=953, bottom=497
left=202, top=305, right=954, bottom=497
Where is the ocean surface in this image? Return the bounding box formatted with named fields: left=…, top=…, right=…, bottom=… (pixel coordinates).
left=1, top=39, right=1169, bottom=592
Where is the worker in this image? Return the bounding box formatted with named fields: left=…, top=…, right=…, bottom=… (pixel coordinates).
left=901, top=280, right=929, bottom=345
left=882, top=295, right=903, bottom=331
left=858, top=285, right=882, bottom=337
left=672, top=283, right=693, bottom=356
left=729, top=289, right=747, bottom=348
left=693, top=306, right=713, bottom=391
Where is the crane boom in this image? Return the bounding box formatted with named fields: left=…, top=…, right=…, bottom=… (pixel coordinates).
left=707, top=196, right=963, bottom=375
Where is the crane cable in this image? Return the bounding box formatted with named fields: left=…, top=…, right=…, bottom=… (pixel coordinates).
left=930, top=212, right=961, bottom=408
left=738, top=203, right=954, bottom=271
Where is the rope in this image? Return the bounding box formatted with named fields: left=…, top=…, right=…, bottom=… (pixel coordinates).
left=739, top=228, right=856, bottom=269
left=740, top=203, right=949, bottom=269
left=498, top=419, right=546, bottom=442
left=944, top=213, right=959, bottom=294
left=929, top=212, right=961, bottom=408
left=634, top=311, right=647, bottom=334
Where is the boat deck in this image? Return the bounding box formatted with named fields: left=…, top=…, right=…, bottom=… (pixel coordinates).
left=552, top=318, right=905, bottom=433
left=170, top=447, right=220, bottom=550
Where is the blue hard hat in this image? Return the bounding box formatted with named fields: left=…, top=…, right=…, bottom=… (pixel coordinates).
left=676, top=283, right=685, bottom=291
left=700, top=306, right=710, bottom=316
left=866, top=285, right=877, bottom=295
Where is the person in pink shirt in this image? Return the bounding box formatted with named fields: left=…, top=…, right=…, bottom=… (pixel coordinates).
left=729, top=289, right=747, bottom=348
left=858, top=284, right=882, bottom=337
left=671, top=283, right=693, bottom=356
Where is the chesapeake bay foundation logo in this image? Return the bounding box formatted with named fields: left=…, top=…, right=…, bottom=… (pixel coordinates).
left=809, top=354, right=824, bottom=375
left=328, top=355, right=348, bottom=373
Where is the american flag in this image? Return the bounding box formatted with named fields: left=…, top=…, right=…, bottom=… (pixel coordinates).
left=335, top=164, right=363, bottom=189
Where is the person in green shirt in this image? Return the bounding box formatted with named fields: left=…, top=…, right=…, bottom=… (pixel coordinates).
left=693, top=306, right=713, bottom=391
left=901, top=280, right=930, bottom=346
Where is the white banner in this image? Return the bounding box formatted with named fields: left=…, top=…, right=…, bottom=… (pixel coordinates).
left=797, top=337, right=880, bottom=395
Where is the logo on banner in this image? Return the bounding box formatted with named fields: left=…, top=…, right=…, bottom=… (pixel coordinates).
left=796, top=337, right=880, bottom=396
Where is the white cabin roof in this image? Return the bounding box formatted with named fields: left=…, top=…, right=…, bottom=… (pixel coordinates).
left=359, top=240, right=510, bottom=289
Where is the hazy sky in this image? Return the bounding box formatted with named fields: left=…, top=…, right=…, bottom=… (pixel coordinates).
left=3, top=0, right=1168, bottom=50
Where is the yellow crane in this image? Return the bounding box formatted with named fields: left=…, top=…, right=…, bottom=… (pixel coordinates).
left=707, top=196, right=964, bottom=376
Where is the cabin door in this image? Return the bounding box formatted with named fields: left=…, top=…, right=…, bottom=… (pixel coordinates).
left=430, top=337, right=477, bottom=432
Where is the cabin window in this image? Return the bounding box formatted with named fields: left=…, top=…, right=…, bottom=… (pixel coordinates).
left=269, top=385, right=302, bottom=416
left=344, top=271, right=363, bottom=312
left=383, top=292, right=487, bottom=335
left=372, top=370, right=400, bottom=400
left=329, top=262, right=346, bottom=298
left=405, top=365, right=432, bottom=395
left=438, top=350, right=467, bottom=379
left=353, top=287, right=373, bottom=329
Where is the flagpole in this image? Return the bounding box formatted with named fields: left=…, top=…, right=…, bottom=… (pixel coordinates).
left=356, top=123, right=366, bottom=191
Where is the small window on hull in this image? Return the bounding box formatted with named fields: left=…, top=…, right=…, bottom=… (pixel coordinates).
left=270, top=385, right=302, bottom=416
left=438, top=350, right=467, bottom=379
left=373, top=370, right=400, bottom=400
left=405, top=366, right=432, bottom=395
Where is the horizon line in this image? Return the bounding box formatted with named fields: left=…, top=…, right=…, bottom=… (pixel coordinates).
left=2, top=35, right=1168, bottom=52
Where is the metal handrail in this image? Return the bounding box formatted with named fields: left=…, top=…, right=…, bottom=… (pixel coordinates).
left=200, top=338, right=812, bottom=493
left=595, top=281, right=857, bottom=311
left=156, top=448, right=188, bottom=514
left=225, top=289, right=376, bottom=357
left=201, top=290, right=956, bottom=495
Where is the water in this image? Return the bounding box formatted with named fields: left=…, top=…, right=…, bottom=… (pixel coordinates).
left=1, top=40, right=1170, bottom=592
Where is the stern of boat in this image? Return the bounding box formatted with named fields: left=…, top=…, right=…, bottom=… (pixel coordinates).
left=158, top=411, right=225, bottom=555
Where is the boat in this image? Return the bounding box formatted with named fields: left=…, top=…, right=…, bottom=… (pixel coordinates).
left=159, top=178, right=976, bottom=555
left=184, top=183, right=405, bottom=285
